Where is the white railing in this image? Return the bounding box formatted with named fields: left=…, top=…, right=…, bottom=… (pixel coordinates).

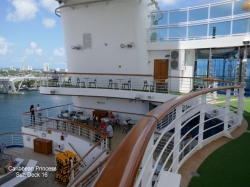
left=39, top=72, right=235, bottom=94
left=134, top=87, right=244, bottom=187
left=22, top=112, right=108, bottom=147
left=75, top=156, right=110, bottom=187
left=67, top=138, right=108, bottom=187
left=0, top=132, right=28, bottom=147
left=0, top=132, right=38, bottom=160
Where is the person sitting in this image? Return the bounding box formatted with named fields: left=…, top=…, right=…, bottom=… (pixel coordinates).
left=100, top=119, right=107, bottom=132
left=107, top=111, right=116, bottom=124
left=0, top=161, right=16, bottom=175
left=63, top=110, right=70, bottom=119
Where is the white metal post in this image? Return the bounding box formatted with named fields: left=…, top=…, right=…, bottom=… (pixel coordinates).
left=198, top=94, right=206, bottom=150
left=172, top=104, right=182, bottom=173
left=223, top=89, right=233, bottom=139
left=140, top=132, right=154, bottom=187
left=237, top=88, right=244, bottom=124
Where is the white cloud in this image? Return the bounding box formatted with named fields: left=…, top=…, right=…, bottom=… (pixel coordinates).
left=53, top=47, right=65, bottom=56
left=42, top=18, right=56, bottom=28
left=26, top=42, right=43, bottom=56
left=0, top=37, right=9, bottom=55
left=40, top=0, right=59, bottom=13
left=157, top=0, right=176, bottom=5
left=6, top=0, right=38, bottom=22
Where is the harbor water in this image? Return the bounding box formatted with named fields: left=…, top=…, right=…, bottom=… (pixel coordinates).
left=0, top=91, right=72, bottom=134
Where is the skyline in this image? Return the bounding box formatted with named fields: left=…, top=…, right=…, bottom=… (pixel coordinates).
left=0, top=0, right=221, bottom=70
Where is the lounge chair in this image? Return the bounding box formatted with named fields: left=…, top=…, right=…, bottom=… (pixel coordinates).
left=0, top=158, right=24, bottom=179
left=1, top=159, right=38, bottom=187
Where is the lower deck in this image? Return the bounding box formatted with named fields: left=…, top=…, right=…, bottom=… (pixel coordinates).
left=0, top=120, right=126, bottom=187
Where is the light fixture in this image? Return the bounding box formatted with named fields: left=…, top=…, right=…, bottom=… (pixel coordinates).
left=71, top=45, right=81, bottom=50
left=127, top=42, right=133, bottom=48
left=120, top=43, right=134, bottom=48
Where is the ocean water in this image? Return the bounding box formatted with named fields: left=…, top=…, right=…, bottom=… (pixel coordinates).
left=0, top=91, right=72, bottom=134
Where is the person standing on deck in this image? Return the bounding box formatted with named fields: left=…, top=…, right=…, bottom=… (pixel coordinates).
left=106, top=123, right=113, bottom=150
left=30, top=105, right=35, bottom=124
left=36, top=104, right=42, bottom=122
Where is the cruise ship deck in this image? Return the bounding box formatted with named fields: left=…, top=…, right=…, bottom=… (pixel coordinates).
left=0, top=120, right=126, bottom=187
left=1, top=118, right=247, bottom=187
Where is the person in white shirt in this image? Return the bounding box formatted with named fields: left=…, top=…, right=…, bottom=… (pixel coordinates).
left=36, top=104, right=42, bottom=122
left=106, top=123, right=113, bottom=150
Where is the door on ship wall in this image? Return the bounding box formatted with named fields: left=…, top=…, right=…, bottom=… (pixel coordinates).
left=154, top=59, right=168, bottom=85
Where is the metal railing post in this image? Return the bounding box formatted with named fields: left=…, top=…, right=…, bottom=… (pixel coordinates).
left=223, top=89, right=230, bottom=132
left=130, top=78, right=132, bottom=91
left=198, top=94, right=206, bottom=150
left=237, top=88, right=244, bottom=124
left=172, top=104, right=182, bottom=173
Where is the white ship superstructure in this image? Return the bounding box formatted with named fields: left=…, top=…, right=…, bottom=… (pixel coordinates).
left=12, top=0, right=250, bottom=186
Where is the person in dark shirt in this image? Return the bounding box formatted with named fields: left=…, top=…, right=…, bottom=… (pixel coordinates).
left=30, top=105, right=35, bottom=124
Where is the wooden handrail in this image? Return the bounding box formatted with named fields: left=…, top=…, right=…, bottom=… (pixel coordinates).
left=75, top=155, right=110, bottom=187
left=68, top=137, right=106, bottom=173
left=91, top=85, right=244, bottom=187
left=68, top=143, right=81, bottom=159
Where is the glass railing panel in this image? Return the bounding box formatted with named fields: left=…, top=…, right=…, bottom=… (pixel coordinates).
left=234, top=0, right=246, bottom=15
left=189, top=7, right=208, bottom=21
left=210, top=3, right=232, bottom=18
left=233, top=18, right=248, bottom=34
left=151, top=12, right=168, bottom=26
left=188, top=24, right=207, bottom=37
left=150, top=28, right=168, bottom=42
left=169, top=11, right=187, bottom=24
left=208, top=21, right=231, bottom=36
left=169, top=27, right=186, bottom=38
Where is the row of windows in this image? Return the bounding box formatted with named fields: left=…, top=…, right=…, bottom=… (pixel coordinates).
left=150, top=18, right=249, bottom=41
left=151, top=0, right=247, bottom=25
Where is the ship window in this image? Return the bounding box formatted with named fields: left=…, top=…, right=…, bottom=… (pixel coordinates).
left=83, top=33, right=92, bottom=49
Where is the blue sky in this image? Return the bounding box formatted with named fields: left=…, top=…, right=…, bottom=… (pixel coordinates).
left=0, top=0, right=221, bottom=70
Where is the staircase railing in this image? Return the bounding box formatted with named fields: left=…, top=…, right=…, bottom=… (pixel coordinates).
left=67, top=137, right=109, bottom=187
left=75, top=156, right=110, bottom=187
left=90, top=84, right=244, bottom=187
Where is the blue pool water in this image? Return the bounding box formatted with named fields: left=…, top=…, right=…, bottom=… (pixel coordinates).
left=0, top=91, right=72, bottom=134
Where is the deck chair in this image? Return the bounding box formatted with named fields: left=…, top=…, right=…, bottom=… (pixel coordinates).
left=108, top=78, right=118, bottom=89
left=1, top=159, right=38, bottom=187
left=0, top=158, right=24, bottom=179
left=122, top=79, right=131, bottom=89
left=63, top=76, right=72, bottom=86
left=89, top=79, right=96, bottom=87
